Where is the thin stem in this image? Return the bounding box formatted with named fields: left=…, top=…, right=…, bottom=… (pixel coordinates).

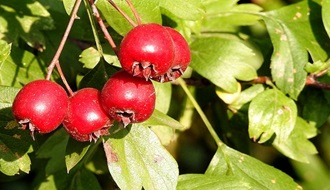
left=89, top=0, right=118, bottom=54
left=55, top=61, right=74, bottom=96
left=177, top=78, right=223, bottom=147
left=84, top=0, right=103, bottom=54
left=107, top=0, right=137, bottom=27
left=314, top=67, right=330, bottom=78
left=125, top=0, right=142, bottom=25
left=46, top=0, right=82, bottom=80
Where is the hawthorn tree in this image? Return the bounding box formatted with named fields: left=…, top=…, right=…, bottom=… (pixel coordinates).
left=1, top=0, right=330, bottom=189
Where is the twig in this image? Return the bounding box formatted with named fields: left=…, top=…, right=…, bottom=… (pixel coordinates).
left=55, top=61, right=74, bottom=96
left=46, top=0, right=82, bottom=80
left=89, top=0, right=118, bottom=54
left=306, top=75, right=330, bottom=90
left=125, top=0, right=142, bottom=25
left=178, top=78, right=223, bottom=147
left=107, top=0, right=137, bottom=27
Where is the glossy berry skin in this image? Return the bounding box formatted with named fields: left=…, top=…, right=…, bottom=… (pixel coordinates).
left=12, top=80, right=68, bottom=136
left=63, top=88, right=113, bottom=142
left=101, top=70, right=156, bottom=126
left=156, top=27, right=191, bottom=82
left=118, top=23, right=174, bottom=80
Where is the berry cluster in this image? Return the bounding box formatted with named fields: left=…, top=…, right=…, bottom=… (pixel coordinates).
left=11, top=23, right=190, bottom=142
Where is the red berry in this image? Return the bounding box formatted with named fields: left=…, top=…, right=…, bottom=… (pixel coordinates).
left=101, top=70, right=156, bottom=126
left=156, top=27, right=191, bottom=82
left=118, top=23, right=174, bottom=80
left=63, top=88, right=113, bottom=142
left=12, top=80, right=68, bottom=137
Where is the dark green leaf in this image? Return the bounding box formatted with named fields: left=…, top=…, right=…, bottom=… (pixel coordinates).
left=273, top=117, right=318, bottom=163
left=96, top=0, right=162, bottom=36
left=248, top=89, right=297, bottom=143
left=322, top=0, right=330, bottom=37
left=0, top=0, right=54, bottom=49
left=65, top=138, right=91, bottom=173
left=204, top=146, right=301, bottom=189
left=177, top=174, right=249, bottom=190
left=37, top=129, right=69, bottom=174
left=190, top=37, right=260, bottom=93
left=73, top=168, right=102, bottom=190
left=79, top=62, right=118, bottom=90
left=0, top=133, right=33, bottom=176
left=103, top=124, right=178, bottom=190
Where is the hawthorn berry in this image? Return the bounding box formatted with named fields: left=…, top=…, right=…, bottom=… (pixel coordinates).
left=63, top=88, right=113, bottom=142
left=12, top=80, right=69, bottom=137
left=118, top=23, right=175, bottom=80
left=155, top=27, right=191, bottom=82
left=101, top=70, right=156, bottom=126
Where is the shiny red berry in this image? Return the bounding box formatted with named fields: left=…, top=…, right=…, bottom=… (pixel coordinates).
left=118, top=23, right=174, bottom=80
left=63, top=88, right=113, bottom=142
left=101, top=70, right=156, bottom=126
left=156, top=27, right=191, bottom=82
left=12, top=80, right=69, bottom=137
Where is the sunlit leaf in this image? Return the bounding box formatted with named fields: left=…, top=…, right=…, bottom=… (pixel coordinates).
left=103, top=124, right=178, bottom=190
left=0, top=0, right=54, bottom=49
left=190, top=37, right=260, bottom=93
left=273, top=117, right=318, bottom=163
left=63, top=0, right=76, bottom=15
left=79, top=47, right=102, bottom=69
left=322, top=0, right=330, bottom=37
left=160, top=0, right=204, bottom=21
left=248, top=89, right=297, bottom=143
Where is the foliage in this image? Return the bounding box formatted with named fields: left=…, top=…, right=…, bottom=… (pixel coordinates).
left=1, top=0, right=330, bottom=189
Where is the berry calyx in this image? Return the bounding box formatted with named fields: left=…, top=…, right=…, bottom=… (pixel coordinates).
left=12, top=80, right=69, bottom=137
left=118, top=23, right=174, bottom=80
left=156, top=27, right=191, bottom=82
left=63, top=88, right=113, bottom=142
left=101, top=70, right=156, bottom=126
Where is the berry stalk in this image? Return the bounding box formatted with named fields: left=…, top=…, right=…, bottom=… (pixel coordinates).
left=107, top=0, right=137, bottom=27
left=178, top=78, right=224, bottom=147
left=125, top=0, right=142, bottom=25
left=46, top=0, right=82, bottom=81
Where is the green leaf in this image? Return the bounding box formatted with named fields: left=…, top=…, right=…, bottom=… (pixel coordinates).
left=103, top=124, right=178, bottom=190
left=262, top=16, right=307, bottom=99
left=79, top=47, right=102, bottom=69
left=153, top=81, right=172, bottom=114
left=229, top=84, right=265, bottom=111
left=322, top=0, right=330, bottom=37
left=36, top=129, right=69, bottom=174
left=177, top=174, right=249, bottom=190
left=79, top=61, right=118, bottom=90
left=204, top=146, right=301, bottom=189
left=160, top=0, right=204, bottom=21
left=63, top=0, right=76, bottom=15
left=96, top=0, right=162, bottom=36
left=304, top=60, right=330, bottom=74
left=262, top=0, right=330, bottom=98
left=142, top=109, right=184, bottom=130
left=265, top=0, right=330, bottom=62
left=0, top=0, right=54, bottom=49
left=0, top=133, right=33, bottom=176
left=65, top=138, right=91, bottom=173
left=190, top=37, right=260, bottom=93
left=73, top=168, right=102, bottom=190
left=273, top=117, right=318, bottom=163
left=0, top=46, right=46, bottom=87
left=202, top=1, right=262, bottom=32
left=0, top=40, right=11, bottom=64
left=248, top=89, right=297, bottom=143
